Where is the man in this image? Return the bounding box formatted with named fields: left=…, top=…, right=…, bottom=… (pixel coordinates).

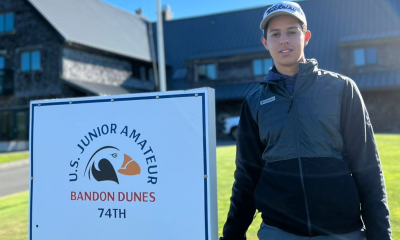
left=220, top=2, right=391, bottom=240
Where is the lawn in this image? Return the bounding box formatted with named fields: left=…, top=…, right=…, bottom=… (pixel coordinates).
left=0, top=151, right=29, bottom=164
left=0, top=191, right=29, bottom=240
left=0, top=134, right=398, bottom=240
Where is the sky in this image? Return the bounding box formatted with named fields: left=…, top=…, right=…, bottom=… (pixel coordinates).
left=100, top=0, right=305, bottom=21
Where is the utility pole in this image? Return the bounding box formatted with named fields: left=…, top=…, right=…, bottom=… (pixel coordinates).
left=156, top=0, right=167, bottom=92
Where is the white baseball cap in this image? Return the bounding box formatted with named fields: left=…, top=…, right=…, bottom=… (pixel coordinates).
left=260, top=1, right=307, bottom=30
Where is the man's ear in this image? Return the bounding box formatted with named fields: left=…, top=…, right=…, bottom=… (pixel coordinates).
left=261, top=36, right=269, bottom=50
left=304, top=30, right=311, bottom=46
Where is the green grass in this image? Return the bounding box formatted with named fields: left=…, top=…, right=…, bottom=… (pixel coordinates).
left=0, top=151, right=29, bottom=164
left=377, top=135, right=400, bottom=237
left=217, top=145, right=262, bottom=240
left=0, top=192, right=29, bottom=240
left=0, top=134, right=398, bottom=240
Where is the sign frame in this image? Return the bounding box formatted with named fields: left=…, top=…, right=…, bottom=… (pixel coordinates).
left=29, top=88, right=217, bottom=240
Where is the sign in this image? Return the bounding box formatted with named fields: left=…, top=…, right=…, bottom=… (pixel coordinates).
left=29, top=88, right=217, bottom=240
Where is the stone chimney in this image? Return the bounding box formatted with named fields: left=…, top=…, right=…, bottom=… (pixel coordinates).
left=162, top=5, right=173, bottom=21
left=135, top=8, right=143, bottom=16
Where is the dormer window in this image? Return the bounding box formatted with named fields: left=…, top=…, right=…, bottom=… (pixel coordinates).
left=354, top=47, right=377, bottom=66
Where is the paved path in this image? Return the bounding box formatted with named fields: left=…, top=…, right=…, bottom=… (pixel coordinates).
left=0, top=159, right=30, bottom=197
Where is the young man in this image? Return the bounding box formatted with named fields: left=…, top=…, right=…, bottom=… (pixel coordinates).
left=220, top=2, right=391, bottom=240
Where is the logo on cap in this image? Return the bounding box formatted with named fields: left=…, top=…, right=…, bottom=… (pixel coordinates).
left=265, top=2, right=303, bottom=16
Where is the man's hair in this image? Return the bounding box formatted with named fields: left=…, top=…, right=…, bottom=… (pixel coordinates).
left=263, top=19, right=307, bottom=39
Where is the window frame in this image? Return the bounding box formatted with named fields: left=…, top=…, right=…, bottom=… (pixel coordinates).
left=20, top=50, right=42, bottom=73
left=0, top=56, right=5, bottom=70
left=253, top=58, right=274, bottom=76
left=197, top=63, right=217, bottom=81
left=0, top=56, right=6, bottom=94
left=0, top=12, right=15, bottom=34
left=353, top=47, right=378, bottom=67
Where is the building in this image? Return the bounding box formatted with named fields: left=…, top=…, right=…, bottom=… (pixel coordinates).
left=160, top=0, right=400, bottom=134
left=0, top=0, right=399, bottom=151
left=0, top=0, right=157, bottom=151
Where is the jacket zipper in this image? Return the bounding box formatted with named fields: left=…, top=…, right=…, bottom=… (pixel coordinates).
left=286, top=89, right=312, bottom=237
left=288, top=96, right=293, bottom=113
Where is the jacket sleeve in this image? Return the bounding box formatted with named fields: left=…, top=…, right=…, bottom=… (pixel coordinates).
left=220, top=99, right=264, bottom=240
left=340, top=79, right=391, bottom=240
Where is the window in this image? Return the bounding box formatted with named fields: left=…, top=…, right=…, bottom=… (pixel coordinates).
left=140, top=66, right=146, bottom=80
left=21, top=50, right=41, bottom=72
left=0, top=56, right=4, bottom=69
left=366, top=48, right=377, bottom=65
left=198, top=63, right=216, bottom=80
left=148, top=68, right=154, bottom=81
left=16, top=111, right=28, bottom=140
left=1, top=111, right=13, bottom=140
left=0, top=12, right=14, bottom=33
left=354, top=47, right=377, bottom=66
left=253, top=58, right=273, bottom=76
left=132, top=64, right=152, bottom=81
left=0, top=109, right=29, bottom=141
left=0, top=56, right=4, bottom=94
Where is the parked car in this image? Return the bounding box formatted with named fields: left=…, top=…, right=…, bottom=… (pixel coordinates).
left=223, top=116, right=240, bottom=140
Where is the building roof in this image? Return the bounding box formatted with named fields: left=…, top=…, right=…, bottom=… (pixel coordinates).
left=28, top=0, right=153, bottom=62
left=350, top=71, right=400, bottom=91
left=160, top=0, right=400, bottom=73
left=215, top=82, right=260, bottom=101
left=157, top=7, right=266, bottom=69
left=340, top=29, right=400, bottom=43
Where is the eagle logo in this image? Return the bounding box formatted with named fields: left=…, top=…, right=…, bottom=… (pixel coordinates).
left=83, top=146, right=141, bottom=184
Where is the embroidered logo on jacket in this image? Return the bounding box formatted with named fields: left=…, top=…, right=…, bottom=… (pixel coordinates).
left=260, top=96, right=276, bottom=105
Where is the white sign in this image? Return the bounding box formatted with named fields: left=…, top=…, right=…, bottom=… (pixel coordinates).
left=29, top=88, right=217, bottom=240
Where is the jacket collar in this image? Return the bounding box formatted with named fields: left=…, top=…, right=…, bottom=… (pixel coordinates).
left=260, top=59, right=318, bottom=85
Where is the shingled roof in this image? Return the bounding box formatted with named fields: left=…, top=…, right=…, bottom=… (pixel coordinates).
left=28, top=0, right=153, bottom=62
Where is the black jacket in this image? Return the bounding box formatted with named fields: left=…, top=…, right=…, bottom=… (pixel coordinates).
left=221, top=60, right=391, bottom=240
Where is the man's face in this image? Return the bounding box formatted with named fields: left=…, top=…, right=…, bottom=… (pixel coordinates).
left=261, top=15, right=311, bottom=71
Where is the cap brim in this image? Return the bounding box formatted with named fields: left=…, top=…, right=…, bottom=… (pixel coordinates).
left=260, top=11, right=302, bottom=30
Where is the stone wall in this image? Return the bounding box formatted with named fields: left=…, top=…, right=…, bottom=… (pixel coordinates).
left=62, top=47, right=155, bottom=91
